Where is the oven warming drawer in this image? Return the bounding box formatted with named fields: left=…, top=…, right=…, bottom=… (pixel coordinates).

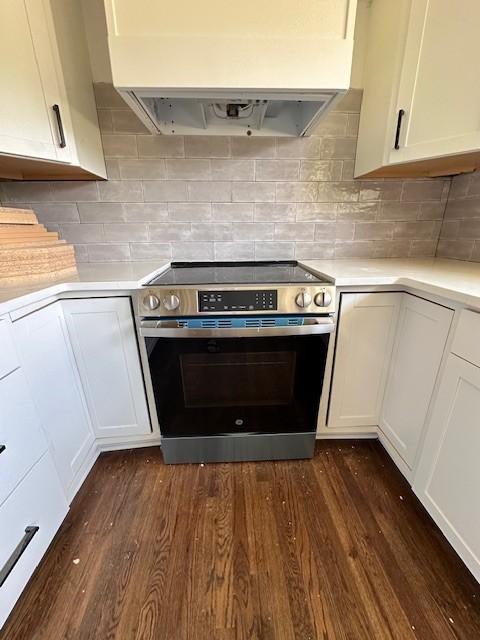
left=161, top=432, right=316, bottom=464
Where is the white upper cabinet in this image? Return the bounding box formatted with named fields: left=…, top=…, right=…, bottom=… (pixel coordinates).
left=328, top=292, right=401, bottom=430
left=13, top=303, right=95, bottom=501
left=380, top=295, right=453, bottom=476
left=0, top=0, right=105, bottom=179
left=413, top=353, right=480, bottom=583
left=62, top=298, right=151, bottom=440
left=355, top=0, right=480, bottom=178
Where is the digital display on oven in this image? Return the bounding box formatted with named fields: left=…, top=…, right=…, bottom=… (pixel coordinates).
left=198, top=290, right=278, bottom=312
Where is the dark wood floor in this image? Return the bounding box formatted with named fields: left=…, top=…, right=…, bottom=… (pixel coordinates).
left=2, top=441, right=480, bottom=640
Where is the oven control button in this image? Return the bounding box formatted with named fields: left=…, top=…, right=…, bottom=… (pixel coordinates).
left=143, top=294, right=160, bottom=311
left=295, top=291, right=312, bottom=308
left=314, top=290, right=332, bottom=308
left=163, top=294, right=181, bottom=311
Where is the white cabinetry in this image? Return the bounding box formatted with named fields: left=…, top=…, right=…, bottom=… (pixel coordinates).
left=328, top=292, right=401, bottom=430
left=379, top=295, right=453, bottom=477
left=413, top=353, right=480, bottom=582
left=0, top=0, right=105, bottom=179
left=62, top=298, right=151, bottom=440
left=355, top=0, right=480, bottom=178
left=0, top=451, right=68, bottom=629
left=13, top=303, right=95, bottom=501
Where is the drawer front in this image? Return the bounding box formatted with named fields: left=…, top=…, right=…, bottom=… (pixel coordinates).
left=451, top=309, right=480, bottom=368
left=0, top=318, right=19, bottom=380
left=0, top=368, right=48, bottom=505
left=0, top=452, right=68, bottom=628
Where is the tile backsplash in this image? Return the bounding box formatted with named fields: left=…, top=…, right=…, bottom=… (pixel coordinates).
left=436, top=171, right=480, bottom=262
left=0, top=84, right=451, bottom=263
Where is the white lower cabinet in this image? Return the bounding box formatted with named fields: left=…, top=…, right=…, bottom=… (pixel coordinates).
left=328, top=292, right=401, bottom=430
left=13, top=302, right=95, bottom=501
left=413, top=353, right=480, bottom=582
left=62, top=298, right=151, bottom=439
left=379, top=295, right=453, bottom=477
left=0, top=451, right=68, bottom=628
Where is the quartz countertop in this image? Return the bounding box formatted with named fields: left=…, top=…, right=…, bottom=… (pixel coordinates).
left=0, top=261, right=169, bottom=315
left=302, top=258, right=480, bottom=309
left=1, top=258, right=480, bottom=317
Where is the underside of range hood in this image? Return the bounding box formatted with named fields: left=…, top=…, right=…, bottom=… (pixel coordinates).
left=121, top=90, right=343, bottom=137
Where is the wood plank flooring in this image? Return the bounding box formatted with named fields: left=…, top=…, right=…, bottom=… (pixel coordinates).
left=2, top=441, right=480, bottom=639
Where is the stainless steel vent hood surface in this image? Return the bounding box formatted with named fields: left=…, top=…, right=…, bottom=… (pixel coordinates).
left=104, top=0, right=357, bottom=136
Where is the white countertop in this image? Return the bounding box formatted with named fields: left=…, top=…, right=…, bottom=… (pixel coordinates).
left=1, top=258, right=480, bottom=316
left=301, top=258, right=480, bottom=309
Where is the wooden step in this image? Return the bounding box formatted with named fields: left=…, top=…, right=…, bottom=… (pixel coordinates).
left=0, top=207, right=38, bottom=225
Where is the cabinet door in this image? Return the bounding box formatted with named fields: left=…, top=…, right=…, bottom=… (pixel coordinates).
left=328, top=292, right=401, bottom=429
left=413, top=354, right=480, bottom=582
left=62, top=298, right=151, bottom=439
left=13, top=303, right=95, bottom=500
left=391, top=0, right=480, bottom=164
left=380, top=295, right=453, bottom=474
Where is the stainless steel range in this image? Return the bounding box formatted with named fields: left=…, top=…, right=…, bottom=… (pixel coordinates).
left=136, top=261, right=335, bottom=464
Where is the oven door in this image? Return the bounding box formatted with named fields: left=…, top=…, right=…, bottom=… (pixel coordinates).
left=142, top=319, right=332, bottom=440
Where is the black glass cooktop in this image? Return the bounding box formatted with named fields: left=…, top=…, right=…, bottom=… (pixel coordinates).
left=147, top=261, right=329, bottom=286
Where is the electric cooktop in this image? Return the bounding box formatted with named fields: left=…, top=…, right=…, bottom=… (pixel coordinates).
left=147, top=260, right=331, bottom=286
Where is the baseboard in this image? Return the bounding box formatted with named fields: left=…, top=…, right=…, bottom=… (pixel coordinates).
left=96, top=433, right=161, bottom=452
left=67, top=441, right=100, bottom=504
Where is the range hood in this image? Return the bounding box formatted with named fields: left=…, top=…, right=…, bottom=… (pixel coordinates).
left=103, top=0, right=357, bottom=137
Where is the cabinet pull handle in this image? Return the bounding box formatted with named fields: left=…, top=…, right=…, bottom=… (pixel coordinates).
left=52, top=104, right=66, bottom=148
left=0, top=445, right=5, bottom=455
left=394, top=109, right=405, bottom=150
left=0, top=526, right=39, bottom=588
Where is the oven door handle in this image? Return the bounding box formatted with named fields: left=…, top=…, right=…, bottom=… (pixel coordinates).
left=139, top=317, right=335, bottom=338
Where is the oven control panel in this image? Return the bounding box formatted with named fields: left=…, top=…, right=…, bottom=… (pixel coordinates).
left=198, top=289, right=277, bottom=312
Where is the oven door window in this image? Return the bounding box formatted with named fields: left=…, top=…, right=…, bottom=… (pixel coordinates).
left=145, top=335, right=329, bottom=437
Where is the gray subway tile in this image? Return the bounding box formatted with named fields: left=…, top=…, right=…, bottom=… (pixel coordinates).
left=410, top=240, right=438, bottom=257
left=418, top=201, right=446, bottom=220
left=59, top=223, right=105, bottom=243
left=359, top=180, right=402, bottom=202
left=123, top=203, right=168, bottom=222
left=98, top=181, right=143, bottom=202
left=314, top=222, right=354, bottom=241
left=299, top=160, right=342, bottom=182
left=149, top=223, right=192, bottom=242
left=31, top=203, right=79, bottom=223
left=393, top=221, right=439, bottom=239
left=320, top=137, right=356, bottom=159
left=335, top=241, right=377, bottom=258
left=336, top=202, right=378, bottom=221
left=378, top=202, right=420, bottom=221
left=449, top=173, right=471, bottom=199
left=457, top=219, right=480, bottom=238
left=232, top=223, right=274, bottom=241
left=0, top=182, right=52, bottom=203
left=276, top=182, right=317, bottom=202
left=211, top=159, right=254, bottom=181
left=444, top=196, right=480, bottom=219
left=214, top=242, right=255, bottom=261
left=87, top=243, right=131, bottom=262
left=232, top=182, right=275, bottom=202
left=93, top=83, right=126, bottom=109
left=254, top=203, right=296, bottom=222
left=105, top=159, right=120, bottom=180
left=51, top=181, right=99, bottom=202
left=97, top=109, right=113, bottom=133
left=295, top=242, right=335, bottom=259
left=137, top=136, right=185, bottom=158
left=354, top=222, right=394, bottom=240
left=143, top=181, right=188, bottom=202
left=168, top=203, right=212, bottom=222
left=118, top=159, right=166, bottom=180
left=184, top=136, right=230, bottom=158
left=166, top=159, right=211, bottom=180
left=79, top=202, right=124, bottom=223
left=313, top=112, right=348, bottom=137
left=130, top=243, right=172, bottom=261
left=101, top=134, right=138, bottom=158
left=440, top=221, right=459, bottom=239
left=332, top=89, right=363, bottom=113
left=436, top=238, right=474, bottom=260
left=317, top=181, right=359, bottom=203
left=401, top=180, right=446, bottom=201
left=255, top=160, right=300, bottom=181
left=231, top=137, right=276, bottom=158
left=187, top=181, right=231, bottom=202
left=296, top=203, right=336, bottom=222
left=213, top=203, right=254, bottom=222
left=274, top=223, right=314, bottom=241
left=171, top=242, right=215, bottom=260
left=254, top=242, right=295, bottom=260
left=104, top=223, right=149, bottom=242
left=73, top=244, right=89, bottom=263
left=276, top=137, right=321, bottom=159
left=111, top=109, right=150, bottom=134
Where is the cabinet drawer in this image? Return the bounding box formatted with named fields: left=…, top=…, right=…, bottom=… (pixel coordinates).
left=451, top=309, right=480, bottom=368
left=0, top=368, right=48, bottom=505
left=0, top=451, right=68, bottom=628
left=0, top=319, right=19, bottom=380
